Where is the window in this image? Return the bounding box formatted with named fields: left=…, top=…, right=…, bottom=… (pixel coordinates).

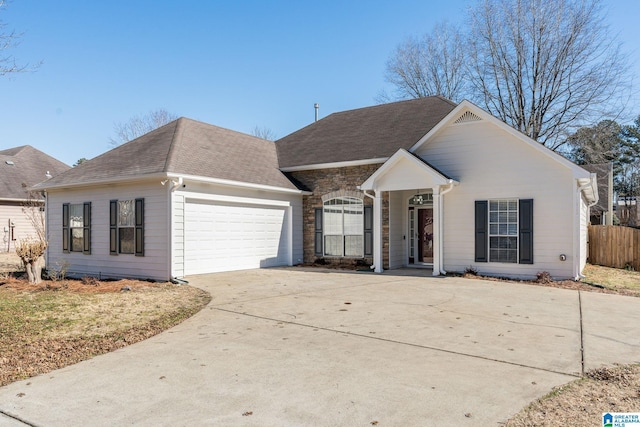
left=475, top=199, right=533, bottom=264
left=489, top=200, right=518, bottom=263
left=323, top=197, right=363, bottom=257
left=62, top=202, right=91, bottom=254
left=110, top=198, right=144, bottom=256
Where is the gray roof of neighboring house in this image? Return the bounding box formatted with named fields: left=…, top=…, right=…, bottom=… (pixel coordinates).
left=37, top=118, right=299, bottom=191
left=275, top=96, right=458, bottom=169
left=0, top=145, right=70, bottom=200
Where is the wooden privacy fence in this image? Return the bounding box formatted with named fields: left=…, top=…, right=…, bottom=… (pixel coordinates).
left=588, top=225, right=640, bottom=270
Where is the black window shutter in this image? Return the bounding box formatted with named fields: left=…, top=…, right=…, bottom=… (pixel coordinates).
left=83, top=202, right=91, bottom=254
left=474, top=200, right=488, bottom=262
left=519, top=199, right=534, bottom=264
left=135, top=198, right=144, bottom=256
left=62, top=203, right=70, bottom=253
left=109, top=200, right=118, bottom=255
left=363, top=205, right=373, bottom=257
left=314, top=208, right=323, bottom=256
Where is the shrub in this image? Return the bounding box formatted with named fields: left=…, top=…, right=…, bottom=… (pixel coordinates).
left=464, top=265, right=479, bottom=276
left=536, top=271, right=553, bottom=284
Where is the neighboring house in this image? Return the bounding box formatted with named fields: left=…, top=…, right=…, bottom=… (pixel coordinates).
left=0, top=146, right=70, bottom=252
left=616, top=197, right=640, bottom=227
left=582, top=163, right=613, bottom=225
left=34, top=97, right=598, bottom=281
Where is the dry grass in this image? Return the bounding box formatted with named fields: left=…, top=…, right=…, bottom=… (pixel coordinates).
left=581, top=263, right=640, bottom=294
left=505, top=364, right=640, bottom=426
left=0, top=269, right=210, bottom=387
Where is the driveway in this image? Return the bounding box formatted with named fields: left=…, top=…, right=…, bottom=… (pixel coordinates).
left=1, top=268, right=638, bottom=426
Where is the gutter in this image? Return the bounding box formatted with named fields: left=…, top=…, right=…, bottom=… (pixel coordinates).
left=362, top=190, right=377, bottom=271
left=165, top=177, right=183, bottom=282
left=437, top=180, right=457, bottom=275
left=574, top=175, right=599, bottom=279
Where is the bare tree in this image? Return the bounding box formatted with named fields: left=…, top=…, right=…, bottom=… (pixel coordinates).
left=109, top=108, right=178, bottom=146
left=466, top=0, right=629, bottom=150
left=381, top=0, right=630, bottom=151
left=0, top=0, right=38, bottom=76
left=380, top=22, right=466, bottom=102
left=18, top=191, right=47, bottom=283
left=252, top=126, right=277, bottom=141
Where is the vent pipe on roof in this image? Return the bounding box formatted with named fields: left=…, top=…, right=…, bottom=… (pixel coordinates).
left=314, top=103, right=319, bottom=122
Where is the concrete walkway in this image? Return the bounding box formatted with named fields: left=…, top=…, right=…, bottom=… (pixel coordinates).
left=1, top=268, right=638, bottom=426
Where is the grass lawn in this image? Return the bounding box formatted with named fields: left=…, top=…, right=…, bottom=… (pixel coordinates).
left=581, top=263, right=640, bottom=295
left=0, top=273, right=210, bottom=387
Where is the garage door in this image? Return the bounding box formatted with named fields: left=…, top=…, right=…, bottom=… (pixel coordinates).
left=184, top=199, right=289, bottom=275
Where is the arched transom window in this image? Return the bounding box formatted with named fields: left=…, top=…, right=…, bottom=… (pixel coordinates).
left=323, top=197, right=364, bottom=257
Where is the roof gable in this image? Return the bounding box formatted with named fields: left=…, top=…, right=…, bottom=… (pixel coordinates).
left=410, top=100, right=597, bottom=202
left=0, top=146, right=70, bottom=200
left=275, top=96, right=457, bottom=170
left=360, top=149, right=456, bottom=191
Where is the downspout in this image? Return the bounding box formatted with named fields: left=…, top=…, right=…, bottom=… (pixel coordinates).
left=437, top=180, right=456, bottom=275
left=362, top=189, right=378, bottom=271
left=575, top=177, right=598, bottom=279
left=165, top=177, right=184, bottom=283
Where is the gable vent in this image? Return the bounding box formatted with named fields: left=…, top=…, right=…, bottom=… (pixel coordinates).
left=454, top=111, right=482, bottom=124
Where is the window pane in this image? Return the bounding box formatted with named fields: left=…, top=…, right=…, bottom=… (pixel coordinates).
left=119, top=227, right=135, bottom=254
left=324, top=208, right=343, bottom=235
left=489, top=236, right=517, bottom=263
left=71, top=228, right=83, bottom=252
left=343, top=209, right=363, bottom=235
left=322, top=197, right=364, bottom=257
left=344, top=235, right=363, bottom=257
left=324, top=235, right=342, bottom=256
left=118, top=200, right=135, bottom=227
left=69, top=204, right=84, bottom=228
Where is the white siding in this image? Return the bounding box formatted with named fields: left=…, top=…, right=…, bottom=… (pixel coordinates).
left=388, top=191, right=405, bottom=269
left=415, top=120, right=577, bottom=279
left=46, top=182, right=170, bottom=281
left=0, top=203, right=42, bottom=252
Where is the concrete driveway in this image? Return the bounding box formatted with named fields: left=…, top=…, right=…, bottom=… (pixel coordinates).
left=1, top=268, right=638, bottom=426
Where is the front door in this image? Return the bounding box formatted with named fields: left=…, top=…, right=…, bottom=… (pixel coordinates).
left=417, top=208, right=434, bottom=263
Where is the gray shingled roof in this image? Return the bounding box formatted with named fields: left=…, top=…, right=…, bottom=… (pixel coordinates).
left=275, top=96, right=457, bottom=169
left=0, top=146, right=70, bottom=200
left=38, top=118, right=299, bottom=191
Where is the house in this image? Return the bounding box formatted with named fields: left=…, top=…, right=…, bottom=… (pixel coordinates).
left=581, top=163, right=613, bottom=225
left=0, top=146, right=70, bottom=252
left=34, top=97, right=598, bottom=281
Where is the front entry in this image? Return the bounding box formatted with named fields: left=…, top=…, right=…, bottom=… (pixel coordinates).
left=418, top=208, right=434, bottom=263
left=408, top=193, right=434, bottom=265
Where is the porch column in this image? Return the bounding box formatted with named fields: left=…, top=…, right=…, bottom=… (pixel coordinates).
left=374, top=192, right=383, bottom=273
left=432, top=186, right=441, bottom=276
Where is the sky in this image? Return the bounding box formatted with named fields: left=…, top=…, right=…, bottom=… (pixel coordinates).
left=1, top=0, right=639, bottom=166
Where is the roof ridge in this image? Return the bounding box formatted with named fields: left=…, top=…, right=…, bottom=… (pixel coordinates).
left=329, top=96, right=455, bottom=117
left=163, top=118, right=185, bottom=172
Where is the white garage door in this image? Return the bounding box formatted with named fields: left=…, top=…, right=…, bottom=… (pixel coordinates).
left=184, top=199, right=289, bottom=275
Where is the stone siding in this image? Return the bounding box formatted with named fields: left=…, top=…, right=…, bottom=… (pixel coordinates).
left=289, top=165, right=390, bottom=269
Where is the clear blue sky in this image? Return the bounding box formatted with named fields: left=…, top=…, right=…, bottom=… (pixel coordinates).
left=1, top=0, right=639, bottom=166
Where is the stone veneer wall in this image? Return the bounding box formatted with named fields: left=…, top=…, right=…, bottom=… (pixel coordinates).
left=288, top=164, right=390, bottom=269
